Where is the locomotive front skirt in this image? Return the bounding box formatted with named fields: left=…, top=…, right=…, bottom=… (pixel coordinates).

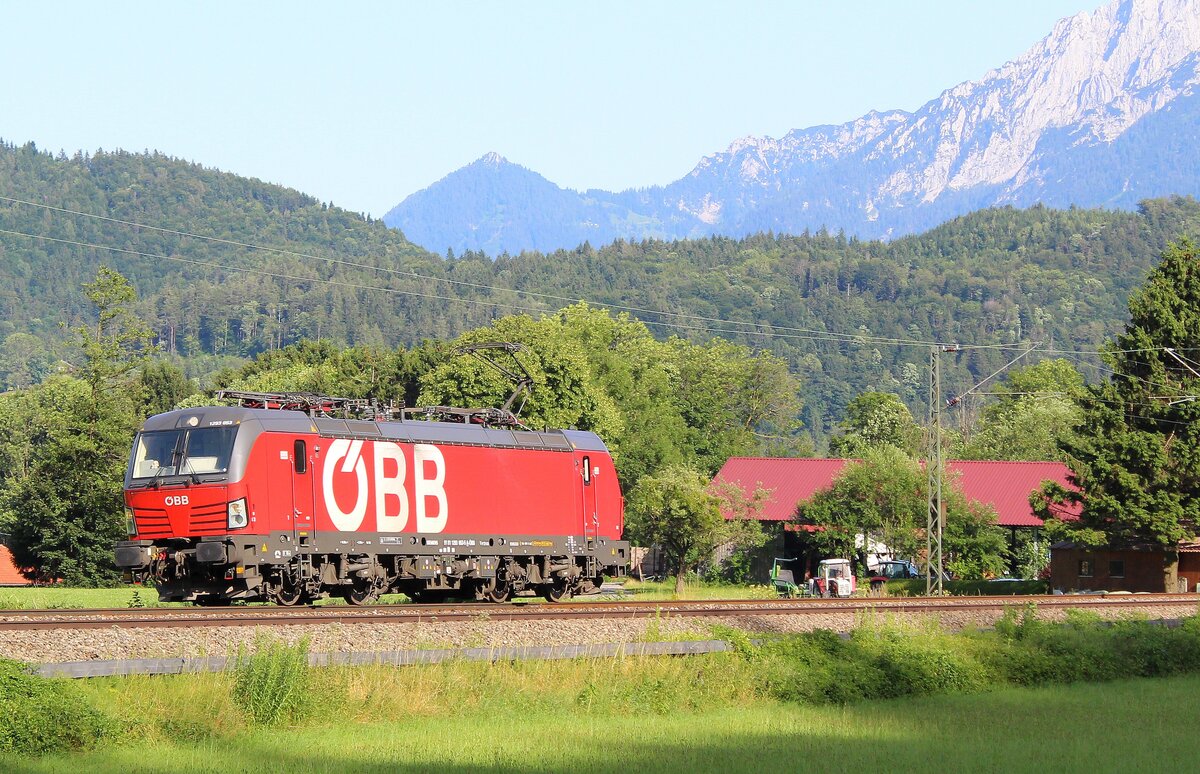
left=114, top=406, right=629, bottom=604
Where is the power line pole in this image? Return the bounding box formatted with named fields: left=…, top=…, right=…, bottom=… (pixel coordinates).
left=925, top=341, right=1041, bottom=594
left=926, top=345, right=957, bottom=595
left=926, top=347, right=942, bottom=595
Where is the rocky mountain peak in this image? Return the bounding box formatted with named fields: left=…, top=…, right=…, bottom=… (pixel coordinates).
left=475, top=151, right=509, bottom=168
left=386, top=0, right=1200, bottom=255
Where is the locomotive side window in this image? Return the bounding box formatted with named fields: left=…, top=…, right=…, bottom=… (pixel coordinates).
left=582, top=456, right=591, bottom=484
left=294, top=440, right=307, bottom=474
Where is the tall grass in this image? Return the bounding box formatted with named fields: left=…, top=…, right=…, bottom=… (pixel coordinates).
left=10, top=676, right=1200, bottom=772
left=8, top=608, right=1200, bottom=763
left=0, top=659, right=111, bottom=755
left=618, top=578, right=778, bottom=600
left=232, top=637, right=312, bottom=726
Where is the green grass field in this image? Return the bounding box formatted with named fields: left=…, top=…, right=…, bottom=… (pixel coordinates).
left=0, top=586, right=158, bottom=609
left=6, top=673, right=1196, bottom=773
left=7, top=613, right=1200, bottom=771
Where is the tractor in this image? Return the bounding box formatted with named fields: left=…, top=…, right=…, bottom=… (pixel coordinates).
left=810, top=558, right=856, bottom=598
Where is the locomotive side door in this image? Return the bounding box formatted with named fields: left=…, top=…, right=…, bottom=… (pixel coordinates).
left=289, top=438, right=315, bottom=544
left=579, top=454, right=598, bottom=543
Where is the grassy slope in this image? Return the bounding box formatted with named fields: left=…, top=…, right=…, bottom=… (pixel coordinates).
left=6, top=674, right=1194, bottom=773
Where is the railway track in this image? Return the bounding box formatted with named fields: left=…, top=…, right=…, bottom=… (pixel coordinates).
left=3, top=593, right=1196, bottom=631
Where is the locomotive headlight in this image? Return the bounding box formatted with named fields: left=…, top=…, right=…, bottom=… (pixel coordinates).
left=227, top=498, right=249, bottom=530
left=125, top=506, right=136, bottom=537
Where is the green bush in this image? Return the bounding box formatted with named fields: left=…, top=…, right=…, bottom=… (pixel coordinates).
left=868, top=636, right=987, bottom=697
left=988, top=609, right=1200, bottom=686
left=0, top=658, right=111, bottom=755
left=888, top=579, right=1048, bottom=596
left=232, top=637, right=312, bottom=726
left=748, top=610, right=1200, bottom=706
left=757, top=629, right=888, bottom=705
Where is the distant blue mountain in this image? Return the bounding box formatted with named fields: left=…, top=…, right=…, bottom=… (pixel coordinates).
left=385, top=0, right=1200, bottom=256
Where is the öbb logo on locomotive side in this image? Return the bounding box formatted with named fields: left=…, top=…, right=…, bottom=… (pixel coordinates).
left=164, top=495, right=190, bottom=507
left=321, top=439, right=448, bottom=533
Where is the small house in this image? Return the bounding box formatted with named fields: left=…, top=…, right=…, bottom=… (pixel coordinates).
left=1050, top=541, right=1200, bottom=593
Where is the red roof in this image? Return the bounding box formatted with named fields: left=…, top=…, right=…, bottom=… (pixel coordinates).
left=715, top=458, right=850, bottom=521
left=947, top=460, right=1078, bottom=527
left=0, top=544, right=32, bottom=586
left=714, top=457, right=1078, bottom=528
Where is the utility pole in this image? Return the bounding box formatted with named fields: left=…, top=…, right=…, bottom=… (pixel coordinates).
left=926, top=347, right=942, bottom=595
left=925, top=342, right=1038, bottom=594
left=926, top=345, right=958, bottom=595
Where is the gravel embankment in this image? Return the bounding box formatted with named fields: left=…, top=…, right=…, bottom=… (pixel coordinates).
left=1, top=602, right=1191, bottom=664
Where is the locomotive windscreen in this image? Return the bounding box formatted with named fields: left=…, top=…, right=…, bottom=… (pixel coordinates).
left=130, top=426, right=239, bottom=480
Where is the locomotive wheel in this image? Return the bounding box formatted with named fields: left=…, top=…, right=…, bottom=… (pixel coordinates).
left=483, top=582, right=511, bottom=604
left=542, top=580, right=572, bottom=603
left=345, top=580, right=384, bottom=606
left=269, top=574, right=304, bottom=606
left=274, top=585, right=304, bottom=606
left=345, top=588, right=377, bottom=606
left=408, top=589, right=449, bottom=604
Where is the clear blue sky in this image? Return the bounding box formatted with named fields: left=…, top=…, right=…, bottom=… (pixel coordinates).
left=2, top=1, right=1098, bottom=217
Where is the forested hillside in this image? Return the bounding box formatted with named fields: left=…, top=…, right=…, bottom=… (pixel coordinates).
left=4, top=141, right=1200, bottom=441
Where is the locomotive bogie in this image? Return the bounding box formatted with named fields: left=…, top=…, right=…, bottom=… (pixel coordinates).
left=117, top=530, right=626, bottom=603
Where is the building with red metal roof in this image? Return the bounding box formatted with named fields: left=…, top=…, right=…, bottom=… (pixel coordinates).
left=0, top=544, right=32, bottom=586
left=714, top=457, right=1078, bottom=528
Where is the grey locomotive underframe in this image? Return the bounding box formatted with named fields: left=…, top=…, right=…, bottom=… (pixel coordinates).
left=116, top=531, right=629, bottom=601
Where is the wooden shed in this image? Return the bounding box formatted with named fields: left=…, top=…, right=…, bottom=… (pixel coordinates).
left=1049, top=541, right=1200, bottom=593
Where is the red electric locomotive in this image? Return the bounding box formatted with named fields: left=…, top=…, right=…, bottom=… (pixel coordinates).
left=114, top=391, right=629, bottom=605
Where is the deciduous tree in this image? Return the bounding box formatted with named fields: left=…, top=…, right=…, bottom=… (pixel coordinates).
left=828, top=392, right=921, bottom=458
left=958, top=359, right=1084, bottom=461
left=798, top=450, right=1009, bottom=579
left=625, top=465, right=726, bottom=595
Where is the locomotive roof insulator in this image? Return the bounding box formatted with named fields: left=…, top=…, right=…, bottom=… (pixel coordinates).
left=213, top=390, right=403, bottom=421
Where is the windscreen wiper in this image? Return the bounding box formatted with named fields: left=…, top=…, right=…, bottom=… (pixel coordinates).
left=150, top=447, right=184, bottom=489
left=178, top=458, right=202, bottom=486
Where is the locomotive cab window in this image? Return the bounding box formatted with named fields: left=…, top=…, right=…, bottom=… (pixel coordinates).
left=582, top=456, right=591, bottom=484
left=294, top=440, right=307, bottom=474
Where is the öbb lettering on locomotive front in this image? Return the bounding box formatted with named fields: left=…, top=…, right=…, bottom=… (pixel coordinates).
left=322, top=439, right=448, bottom=533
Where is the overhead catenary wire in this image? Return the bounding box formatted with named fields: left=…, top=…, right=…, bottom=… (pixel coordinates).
left=946, top=343, right=1041, bottom=407
left=1056, top=350, right=1193, bottom=394
left=5, top=194, right=1198, bottom=362
left=0, top=225, right=999, bottom=350
left=0, top=195, right=1021, bottom=351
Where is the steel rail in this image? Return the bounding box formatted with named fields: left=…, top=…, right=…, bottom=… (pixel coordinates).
left=1, top=593, right=1196, bottom=631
